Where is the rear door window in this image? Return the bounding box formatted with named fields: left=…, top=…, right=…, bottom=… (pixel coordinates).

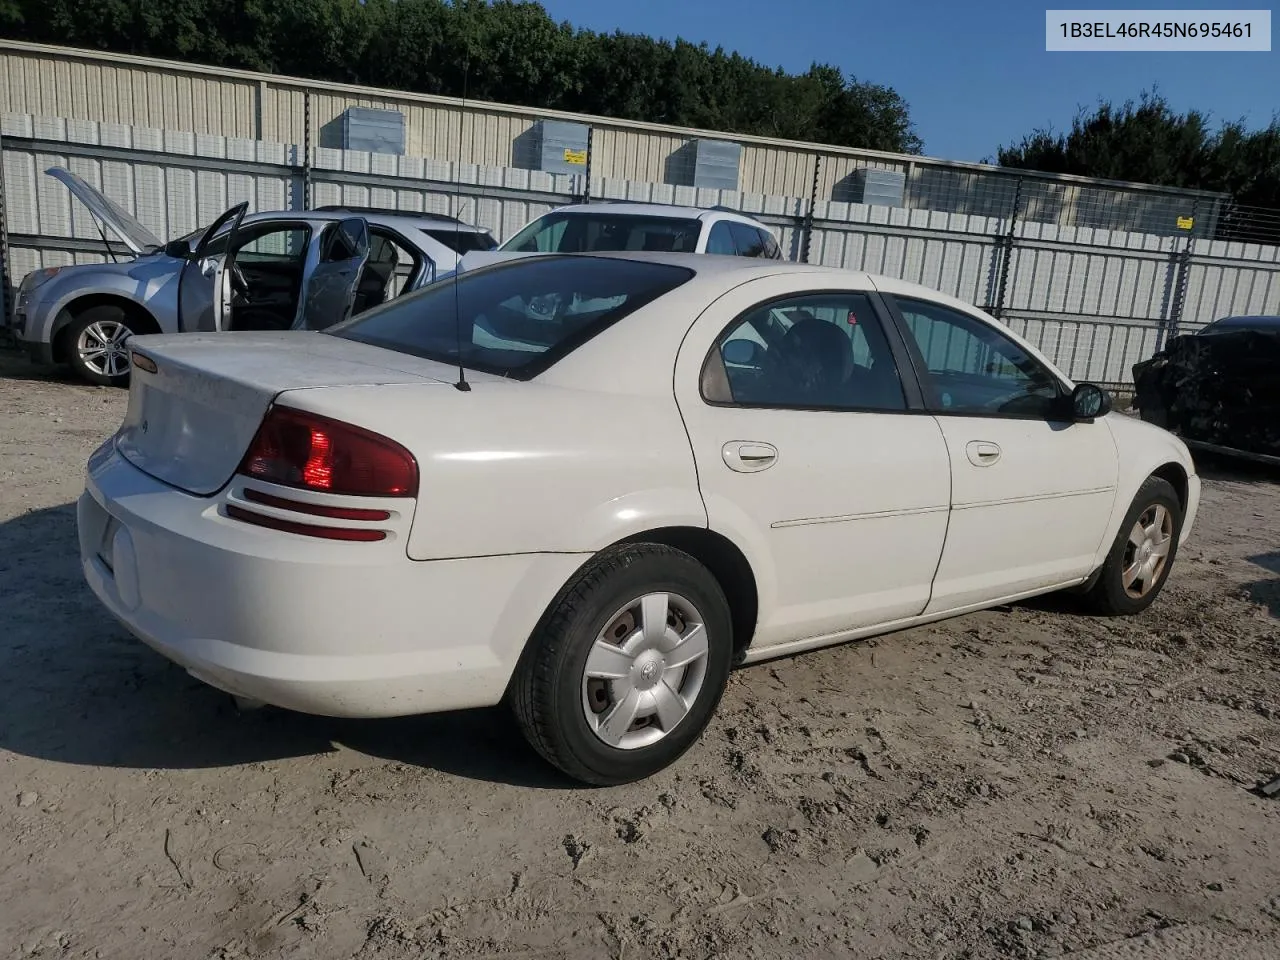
left=761, top=230, right=782, bottom=259
left=504, top=213, right=702, bottom=254
left=728, top=222, right=767, bottom=258
left=703, top=292, right=907, bottom=410
left=705, top=221, right=738, bottom=255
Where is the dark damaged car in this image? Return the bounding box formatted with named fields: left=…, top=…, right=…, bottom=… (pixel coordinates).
left=1132, top=315, right=1280, bottom=464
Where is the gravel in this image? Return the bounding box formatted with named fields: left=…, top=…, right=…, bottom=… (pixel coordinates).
left=2, top=351, right=1278, bottom=959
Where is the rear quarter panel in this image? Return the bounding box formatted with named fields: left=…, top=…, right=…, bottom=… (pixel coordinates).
left=277, top=381, right=707, bottom=560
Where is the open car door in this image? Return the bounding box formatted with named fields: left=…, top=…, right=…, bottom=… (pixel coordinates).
left=176, top=202, right=248, bottom=333
left=300, top=217, right=371, bottom=330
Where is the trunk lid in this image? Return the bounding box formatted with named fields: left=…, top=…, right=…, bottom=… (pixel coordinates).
left=116, top=332, right=482, bottom=495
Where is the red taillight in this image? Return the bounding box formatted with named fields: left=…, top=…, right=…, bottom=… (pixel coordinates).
left=238, top=406, right=418, bottom=498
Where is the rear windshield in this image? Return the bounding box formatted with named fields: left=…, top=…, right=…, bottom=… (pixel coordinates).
left=504, top=212, right=702, bottom=254
left=425, top=228, right=498, bottom=254
left=328, top=255, right=695, bottom=379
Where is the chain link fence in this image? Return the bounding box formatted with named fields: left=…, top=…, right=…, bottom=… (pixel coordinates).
left=3, top=78, right=1279, bottom=390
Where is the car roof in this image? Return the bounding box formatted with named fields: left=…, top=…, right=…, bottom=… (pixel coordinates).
left=237, top=208, right=491, bottom=234
left=1210, top=314, right=1280, bottom=327
left=564, top=251, right=1030, bottom=341
left=545, top=201, right=769, bottom=226
left=535, top=249, right=961, bottom=303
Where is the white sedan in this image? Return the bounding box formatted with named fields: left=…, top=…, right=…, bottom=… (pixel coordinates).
left=77, top=252, right=1200, bottom=785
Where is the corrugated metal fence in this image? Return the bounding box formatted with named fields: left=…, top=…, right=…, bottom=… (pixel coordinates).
left=3, top=111, right=1280, bottom=389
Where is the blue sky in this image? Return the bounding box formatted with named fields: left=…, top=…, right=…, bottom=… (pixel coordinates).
left=537, top=0, right=1278, bottom=162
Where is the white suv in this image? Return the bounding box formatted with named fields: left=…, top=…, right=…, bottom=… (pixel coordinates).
left=498, top=201, right=785, bottom=259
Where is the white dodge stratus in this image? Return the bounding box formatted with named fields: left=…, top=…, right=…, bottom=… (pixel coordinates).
left=78, top=252, right=1200, bottom=785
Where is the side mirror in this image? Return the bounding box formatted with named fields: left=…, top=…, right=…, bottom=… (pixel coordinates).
left=722, top=339, right=763, bottom=367
left=162, top=239, right=191, bottom=260
left=1071, top=382, right=1112, bottom=421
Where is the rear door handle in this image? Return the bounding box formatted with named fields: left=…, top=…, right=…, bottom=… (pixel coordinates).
left=723, top=441, right=778, bottom=473
left=965, top=441, right=1002, bottom=466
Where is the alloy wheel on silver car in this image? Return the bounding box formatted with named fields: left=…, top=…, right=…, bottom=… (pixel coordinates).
left=76, top=319, right=133, bottom=378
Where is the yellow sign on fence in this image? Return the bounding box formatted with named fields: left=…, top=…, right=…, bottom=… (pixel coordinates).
left=1176, top=216, right=1195, bottom=230
left=563, top=148, right=588, bottom=166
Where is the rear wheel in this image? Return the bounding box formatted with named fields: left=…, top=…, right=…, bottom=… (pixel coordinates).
left=511, top=543, right=733, bottom=785
left=1082, top=476, right=1182, bottom=616
left=65, top=306, right=135, bottom=386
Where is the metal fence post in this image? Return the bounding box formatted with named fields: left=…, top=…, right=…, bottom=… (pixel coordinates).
left=302, top=91, right=313, bottom=210
left=991, top=176, right=1022, bottom=320
left=0, top=122, right=10, bottom=342
left=1163, top=197, right=1199, bottom=345
left=581, top=126, right=593, bottom=203
left=800, top=153, right=821, bottom=263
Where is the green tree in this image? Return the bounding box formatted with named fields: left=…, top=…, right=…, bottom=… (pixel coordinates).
left=0, top=0, right=923, bottom=155
left=995, top=90, right=1280, bottom=210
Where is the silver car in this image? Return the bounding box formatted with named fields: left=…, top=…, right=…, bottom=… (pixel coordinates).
left=499, top=201, right=785, bottom=258
left=10, top=168, right=497, bottom=385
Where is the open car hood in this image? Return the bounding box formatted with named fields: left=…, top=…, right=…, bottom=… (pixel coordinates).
left=46, top=166, right=165, bottom=256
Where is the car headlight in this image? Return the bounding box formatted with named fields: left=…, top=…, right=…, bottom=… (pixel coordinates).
left=23, top=266, right=64, bottom=292
left=28, top=267, right=63, bottom=285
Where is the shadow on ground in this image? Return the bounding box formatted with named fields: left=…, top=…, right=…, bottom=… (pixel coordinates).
left=1192, top=452, right=1280, bottom=486
left=1244, top=552, right=1280, bottom=619
left=0, top=348, right=92, bottom=387
left=0, top=501, right=574, bottom=789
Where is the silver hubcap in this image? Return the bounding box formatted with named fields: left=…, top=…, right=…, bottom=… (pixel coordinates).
left=76, top=319, right=132, bottom=377
left=1122, top=503, right=1173, bottom=599
left=581, top=592, right=710, bottom=750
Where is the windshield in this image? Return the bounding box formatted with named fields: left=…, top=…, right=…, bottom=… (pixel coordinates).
left=328, top=255, right=695, bottom=379
left=425, top=228, right=498, bottom=254
left=503, top=212, right=702, bottom=254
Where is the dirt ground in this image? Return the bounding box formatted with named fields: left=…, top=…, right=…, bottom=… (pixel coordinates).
left=1, top=349, right=1278, bottom=960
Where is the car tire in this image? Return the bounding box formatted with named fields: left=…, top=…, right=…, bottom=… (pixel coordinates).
left=511, top=543, right=734, bottom=786
left=1082, top=476, right=1183, bottom=617
left=64, top=306, right=136, bottom=387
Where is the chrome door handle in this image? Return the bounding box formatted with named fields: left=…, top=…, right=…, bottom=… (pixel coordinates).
left=723, top=441, right=778, bottom=473
left=965, top=440, right=1002, bottom=466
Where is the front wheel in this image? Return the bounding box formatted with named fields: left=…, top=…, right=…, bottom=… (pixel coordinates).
left=1082, top=476, right=1183, bottom=616
left=511, top=543, right=734, bottom=786
left=65, top=306, right=135, bottom=386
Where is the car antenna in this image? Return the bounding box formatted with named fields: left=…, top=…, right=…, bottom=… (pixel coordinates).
left=450, top=58, right=471, bottom=393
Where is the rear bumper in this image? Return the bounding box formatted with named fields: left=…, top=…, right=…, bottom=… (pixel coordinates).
left=78, top=443, right=586, bottom=718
